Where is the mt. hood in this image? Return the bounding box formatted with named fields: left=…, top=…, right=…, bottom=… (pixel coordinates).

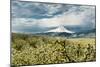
left=46, top=26, right=75, bottom=33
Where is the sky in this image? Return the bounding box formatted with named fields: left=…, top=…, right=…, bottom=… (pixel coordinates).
left=11, top=0, right=96, bottom=33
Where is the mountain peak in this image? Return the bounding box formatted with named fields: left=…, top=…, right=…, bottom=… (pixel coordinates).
left=46, top=26, right=75, bottom=33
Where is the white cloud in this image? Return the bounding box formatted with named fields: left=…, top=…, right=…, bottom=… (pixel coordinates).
left=12, top=1, right=95, bottom=33
left=12, top=5, right=95, bottom=28
left=12, top=12, right=85, bottom=29
left=12, top=18, right=38, bottom=29
left=37, top=6, right=95, bottom=27
left=38, top=14, right=83, bottom=27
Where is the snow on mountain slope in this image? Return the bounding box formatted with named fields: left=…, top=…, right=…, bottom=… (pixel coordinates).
left=46, top=26, right=75, bottom=33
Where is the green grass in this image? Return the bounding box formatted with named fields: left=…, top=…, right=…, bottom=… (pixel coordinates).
left=11, top=33, right=96, bottom=66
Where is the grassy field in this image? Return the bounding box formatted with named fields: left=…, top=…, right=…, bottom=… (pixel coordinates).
left=11, top=33, right=96, bottom=66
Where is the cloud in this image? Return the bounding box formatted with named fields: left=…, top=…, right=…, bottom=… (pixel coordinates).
left=11, top=1, right=95, bottom=33
left=37, top=14, right=84, bottom=27
left=28, top=6, right=95, bottom=28
left=12, top=18, right=46, bottom=33
left=11, top=1, right=73, bottom=18
left=12, top=13, right=85, bottom=29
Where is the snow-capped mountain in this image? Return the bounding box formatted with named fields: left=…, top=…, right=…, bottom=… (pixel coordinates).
left=46, top=26, right=75, bottom=33
left=34, top=26, right=95, bottom=38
